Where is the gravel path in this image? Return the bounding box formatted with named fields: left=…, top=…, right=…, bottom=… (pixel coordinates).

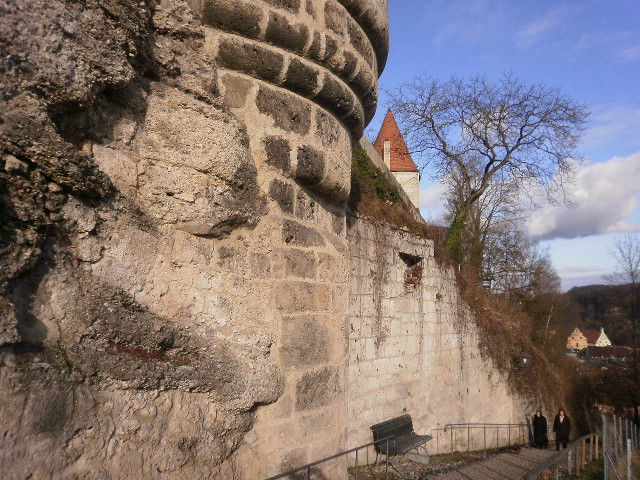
left=432, top=448, right=556, bottom=480
left=348, top=447, right=556, bottom=480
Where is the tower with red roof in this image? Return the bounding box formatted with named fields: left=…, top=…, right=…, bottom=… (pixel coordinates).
left=373, top=109, right=420, bottom=208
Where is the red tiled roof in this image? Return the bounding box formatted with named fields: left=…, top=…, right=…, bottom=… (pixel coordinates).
left=579, top=329, right=601, bottom=344
left=373, top=109, right=419, bottom=172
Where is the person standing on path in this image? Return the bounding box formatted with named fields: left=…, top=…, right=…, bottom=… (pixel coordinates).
left=553, top=409, right=571, bottom=450
left=533, top=410, right=549, bottom=448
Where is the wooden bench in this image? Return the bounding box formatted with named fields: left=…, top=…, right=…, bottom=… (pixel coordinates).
left=370, top=414, right=432, bottom=464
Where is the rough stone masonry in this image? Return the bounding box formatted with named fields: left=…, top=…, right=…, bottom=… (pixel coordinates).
left=0, top=0, right=528, bottom=478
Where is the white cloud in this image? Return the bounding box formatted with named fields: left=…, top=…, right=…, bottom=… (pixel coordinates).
left=583, top=105, right=640, bottom=149
left=573, top=31, right=640, bottom=64
left=614, top=44, right=640, bottom=63
left=527, top=152, right=640, bottom=240
left=423, top=0, right=509, bottom=47
left=419, top=181, right=447, bottom=224
left=558, top=265, right=610, bottom=277
left=514, top=6, right=571, bottom=48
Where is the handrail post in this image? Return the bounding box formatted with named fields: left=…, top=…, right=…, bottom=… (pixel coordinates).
left=626, top=438, right=631, bottom=480
left=355, top=449, right=359, bottom=480
left=468, top=422, right=471, bottom=455
left=451, top=427, right=454, bottom=457
left=575, top=445, right=582, bottom=477
left=619, top=416, right=623, bottom=454
left=626, top=418, right=629, bottom=443
left=385, top=438, right=389, bottom=480
left=508, top=424, right=511, bottom=446
left=484, top=424, right=487, bottom=457
left=603, top=414, right=608, bottom=480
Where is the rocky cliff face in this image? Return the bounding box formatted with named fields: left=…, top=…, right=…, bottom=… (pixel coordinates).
left=0, top=1, right=278, bottom=477
left=0, top=0, right=389, bottom=478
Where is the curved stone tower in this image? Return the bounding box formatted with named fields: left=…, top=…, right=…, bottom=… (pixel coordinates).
left=194, top=0, right=390, bottom=204
left=0, top=0, right=388, bottom=478
left=191, top=1, right=391, bottom=477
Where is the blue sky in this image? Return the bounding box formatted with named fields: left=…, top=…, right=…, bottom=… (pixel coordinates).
left=365, top=0, right=640, bottom=291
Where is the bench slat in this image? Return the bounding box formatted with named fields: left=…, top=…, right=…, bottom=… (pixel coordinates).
left=370, top=415, right=432, bottom=456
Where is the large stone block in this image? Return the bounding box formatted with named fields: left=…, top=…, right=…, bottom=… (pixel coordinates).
left=256, top=86, right=312, bottom=135
left=275, top=281, right=331, bottom=313
left=283, top=58, right=320, bottom=97
left=295, top=145, right=326, bottom=187
left=201, top=0, right=263, bottom=39
left=278, top=248, right=317, bottom=279
left=280, top=315, right=331, bottom=367
left=217, top=39, right=285, bottom=83
left=269, top=179, right=295, bottom=214
left=282, top=220, right=325, bottom=248
left=264, top=135, right=292, bottom=173
left=295, top=365, right=340, bottom=411
left=265, top=11, right=309, bottom=55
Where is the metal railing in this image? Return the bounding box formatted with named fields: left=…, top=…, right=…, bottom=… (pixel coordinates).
left=603, top=413, right=639, bottom=480
left=430, top=422, right=529, bottom=457
left=265, top=436, right=392, bottom=480
left=524, top=433, right=600, bottom=480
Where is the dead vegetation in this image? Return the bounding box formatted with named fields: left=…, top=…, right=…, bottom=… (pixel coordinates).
left=455, top=267, right=567, bottom=410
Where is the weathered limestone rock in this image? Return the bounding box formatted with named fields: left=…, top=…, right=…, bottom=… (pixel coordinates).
left=0, top=0, right=390, bottom=478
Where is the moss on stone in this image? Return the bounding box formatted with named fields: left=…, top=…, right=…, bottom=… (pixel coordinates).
left=350, top=143, right=401, bottom=204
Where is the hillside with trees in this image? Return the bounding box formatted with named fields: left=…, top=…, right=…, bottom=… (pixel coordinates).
left=567, top=284, right=636, bottom=347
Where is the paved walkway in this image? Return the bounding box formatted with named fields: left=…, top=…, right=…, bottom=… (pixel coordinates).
left=432, top=448, right=557, bottom=480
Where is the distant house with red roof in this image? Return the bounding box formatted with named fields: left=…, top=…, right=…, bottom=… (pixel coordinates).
left=373, top=109, right=420, bottom=208
left=566, top=326, right=612, bottom=350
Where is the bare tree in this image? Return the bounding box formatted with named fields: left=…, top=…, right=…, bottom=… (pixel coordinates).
left=443, top=162, right=523, bottom=271
left=606, top=233, right=640, bottom=347
left=389, top=74, right=590, bottom=265
left=606, top=233, right=640, bottom=425
left=484, top=224, right=560, bottom=297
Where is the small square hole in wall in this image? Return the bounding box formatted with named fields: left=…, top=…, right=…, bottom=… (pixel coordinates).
left=399, top=252, right=423, bottom=292
left=399, top=252, right=422, bottom=267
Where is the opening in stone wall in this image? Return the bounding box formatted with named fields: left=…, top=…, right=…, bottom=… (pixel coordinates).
left=399, top=252, right=423, bottom=292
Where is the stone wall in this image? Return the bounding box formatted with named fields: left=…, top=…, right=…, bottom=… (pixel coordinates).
left=0, top=0, right=535, bottom=478
left=346, top=216, right=526, bottom=454
left=0, top=0, right=389, bottom=478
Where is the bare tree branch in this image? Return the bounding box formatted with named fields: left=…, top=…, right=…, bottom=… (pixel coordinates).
left=388, top=74, right=590, bottom=266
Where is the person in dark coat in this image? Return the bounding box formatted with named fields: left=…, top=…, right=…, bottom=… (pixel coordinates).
left=553, top=409, right=571, bottom=450
left=532, top=410, right=548, bottom=448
